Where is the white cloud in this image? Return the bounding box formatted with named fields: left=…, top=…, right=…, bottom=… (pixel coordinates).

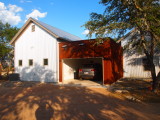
left=82, top=29, right=89, bottom=35
left=8, top=4, right=23, bottom=12
left=20, top=0, right=32, bottom=3
left=26, top=9, right=47, bottom=20
left=0, top=2, right=6, bottom=10
left=0, top=2, right=23, bottom=25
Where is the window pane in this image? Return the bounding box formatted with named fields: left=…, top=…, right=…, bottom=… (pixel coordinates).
left=143, top=58, right=150, bottom=71
left=29, top=59, right=33, bottom=66
left=19, top=60, right=22, bottom=66
left=32, top=25, right=35, bottom=32
left=44, top=59, right=48, bottom=65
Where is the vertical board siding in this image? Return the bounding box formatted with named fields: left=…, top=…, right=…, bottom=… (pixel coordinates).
left=122, top=36, right=160, bottom=78
left=15, top=23, right=58, bottom=82
left=123, top=53, right=160, bottom=78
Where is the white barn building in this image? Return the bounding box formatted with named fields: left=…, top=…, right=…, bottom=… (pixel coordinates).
left=11, top=18, right=159, bottom=83
left=118, top=29, right=160, bottom=78
left=10, top=18, right=81, bottom=82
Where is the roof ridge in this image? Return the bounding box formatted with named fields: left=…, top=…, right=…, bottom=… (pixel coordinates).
left=31, top=18, right=81, bottom=41
left=10, top=17, right=81, bottom=44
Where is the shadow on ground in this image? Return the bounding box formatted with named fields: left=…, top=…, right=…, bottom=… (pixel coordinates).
left=110, top=78, right=160, bottom=103
left=0, top=82, right=160, bottom=120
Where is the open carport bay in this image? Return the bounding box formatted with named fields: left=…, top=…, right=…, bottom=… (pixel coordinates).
left=62, top=58, right=103, bottom=84
left=59, top=39, right=123, bottom=84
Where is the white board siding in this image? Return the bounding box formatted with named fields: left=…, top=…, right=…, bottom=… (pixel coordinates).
left=121, top=32, right=160, bottom=78
left=63, top=62, right=74, bottom=81
left=14, top=23, right=58, bottom=82
left=123, top=52, right=160, bottom=78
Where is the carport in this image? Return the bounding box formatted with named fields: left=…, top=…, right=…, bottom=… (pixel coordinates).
left=59, top=39, right=123, bottom=85
left=62, top=57, right=103, bottom=84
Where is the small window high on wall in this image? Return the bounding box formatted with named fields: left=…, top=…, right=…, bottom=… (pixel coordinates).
left=32, top=25, right=35, bottom=32
left=19, top=60, right=22, bottom=66
left=29, top=59, right=33, bottom=66
left=142, top=58, right=150, bottom=71
left=43, top=59, right=48, bottom=66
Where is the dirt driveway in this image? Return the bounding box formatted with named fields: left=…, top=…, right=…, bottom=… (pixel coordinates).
left=0, top=81, right=160, bottom=120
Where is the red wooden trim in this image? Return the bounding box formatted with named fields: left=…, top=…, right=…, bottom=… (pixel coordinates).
left=59, top=60, right=62, bottom=82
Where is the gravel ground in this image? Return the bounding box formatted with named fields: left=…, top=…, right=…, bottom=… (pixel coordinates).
left=0, top=81, right=160, bottom=120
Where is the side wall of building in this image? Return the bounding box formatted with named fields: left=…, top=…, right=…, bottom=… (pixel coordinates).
left=14, top=23, right=59, bottom=82
left=123, top=53, right=160, bottom=78
left=122, top=35, right=160, bottom=78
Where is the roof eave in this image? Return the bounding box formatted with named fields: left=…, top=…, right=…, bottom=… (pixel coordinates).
left=10, top=17, right=60, bottom=45
left=10, top=18, right=32, bottom=45
left=116, top=28, right=137, bottom=43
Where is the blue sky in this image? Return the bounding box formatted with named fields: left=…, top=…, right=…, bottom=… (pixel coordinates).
left=0, top=0, right=105, bottom=39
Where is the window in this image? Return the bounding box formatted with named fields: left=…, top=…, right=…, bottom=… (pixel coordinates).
left=32, top=25, right=35, bottom=32
left=43, top=59, right=48, bottom=66
left=142, top=58, right=150, bottom=71
left=29, top=59, right=33, bottom=66
left=19, top=60, right=22, bottom=66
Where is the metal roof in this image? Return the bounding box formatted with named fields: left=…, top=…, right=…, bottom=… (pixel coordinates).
left=10, top=18, right=82, bottom=45
left=33, top=18, right=81, bottom=41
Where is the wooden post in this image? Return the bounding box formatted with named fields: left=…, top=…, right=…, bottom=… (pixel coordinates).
left=59, top=60, right=62, bottom=82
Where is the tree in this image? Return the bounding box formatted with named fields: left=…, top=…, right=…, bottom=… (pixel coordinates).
left=0, top=21, right=19, bottom=71
left=84, top=0, right=160, bottom=92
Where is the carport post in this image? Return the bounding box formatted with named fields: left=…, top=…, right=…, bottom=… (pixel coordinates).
left=59, top=59, right=63, bottom=83
left=102, top=58, right=104, bottom=85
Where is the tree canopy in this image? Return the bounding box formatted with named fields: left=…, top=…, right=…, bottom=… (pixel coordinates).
left=0, top=21, right=19, bottom=61
left=84, top=0, right=160, bottom=40
left=84, top=0, right=160, bottom=92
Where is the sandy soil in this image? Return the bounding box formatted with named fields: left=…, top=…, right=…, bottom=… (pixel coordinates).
left=0, top=81, right=160, bottom=120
